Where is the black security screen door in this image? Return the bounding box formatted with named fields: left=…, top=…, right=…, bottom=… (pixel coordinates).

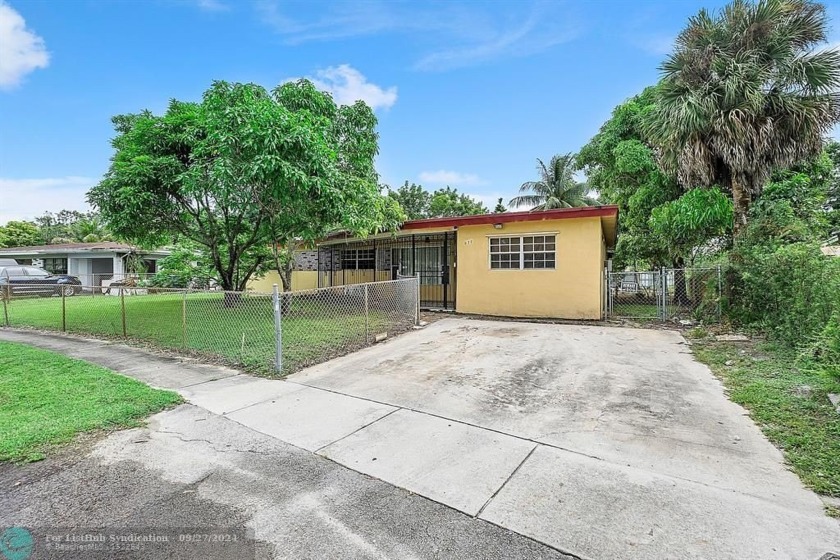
left=318, top=232, right=456, bottom=310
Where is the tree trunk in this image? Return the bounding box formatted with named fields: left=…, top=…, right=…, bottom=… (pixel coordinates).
left=270, top=242, right=296, bottom=293
left=674, top=269, right=691, bottom=306
left=218, top=265, right=241, bottom=307
left=223, top=291, right=242, bottom=307
left=731, top=175, right=751, bottom=237
left=280, top=263, right=293, bottom=293
left=671, top=257, right=691, bottom=306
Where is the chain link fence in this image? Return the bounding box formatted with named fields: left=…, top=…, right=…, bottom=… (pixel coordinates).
left=85, top=273, right=220, bottom=293
left=606, top=266, right=722, bottom=323
left=1, top=277, right=420, bottom=376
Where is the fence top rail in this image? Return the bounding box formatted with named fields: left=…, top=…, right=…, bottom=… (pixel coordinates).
left=1, top=283, right=270, bottom=297
left=608, top=266, right=721, bottom=273
left=285, top=276, right=419, bottom=297
left=3, top=277, right=418, bottom=296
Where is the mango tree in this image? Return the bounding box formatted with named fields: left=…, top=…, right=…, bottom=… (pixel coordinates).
left=89, top=79, right=402, bottom=295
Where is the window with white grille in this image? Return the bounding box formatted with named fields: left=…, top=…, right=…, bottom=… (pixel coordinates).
left=341, top=248, right=375, bottom=270
left=489, top=235, right=555, bottom=270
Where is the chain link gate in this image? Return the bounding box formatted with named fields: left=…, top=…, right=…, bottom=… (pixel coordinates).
left=606, top=266, right=722, bottom=323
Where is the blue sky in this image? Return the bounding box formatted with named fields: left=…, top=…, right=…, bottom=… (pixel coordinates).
left=1, top=0, right=839, bottom=223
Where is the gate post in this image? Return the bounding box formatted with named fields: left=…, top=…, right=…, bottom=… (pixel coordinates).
left=272, top=284, right=283, bottom=375
left=364, top=283, right=370, bottom=344
left=181, top=288, right=188, bottom=348
left=415, top=274, right=420, bottom=326
left=604, top=269, right=609, bottom=319
left=2, top=290, right=8, bottom=327
left=660, top=268, right=668, bottom=321
left=120, top=286, right=127, bottom=338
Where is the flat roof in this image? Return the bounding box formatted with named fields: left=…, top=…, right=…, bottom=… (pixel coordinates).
left=401, top=205, right=619, bottom=230
left=0, top=242, right=169, bottom=256
left=320, top=205, right=620, bottom=248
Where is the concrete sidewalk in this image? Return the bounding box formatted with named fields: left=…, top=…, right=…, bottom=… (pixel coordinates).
left=2, top=327, right=839, bottom=560
left=1, top=329, right=572, bottom=560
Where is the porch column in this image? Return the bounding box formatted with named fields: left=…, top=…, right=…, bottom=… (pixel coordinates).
left=113, top=254, right=124, bottom=276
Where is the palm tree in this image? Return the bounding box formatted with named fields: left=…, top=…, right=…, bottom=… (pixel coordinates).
left=509, top=154, right=598, bottom=210
left=646, top=0, right=840, bottom=234
left=73, top=216, right=110, bottom=242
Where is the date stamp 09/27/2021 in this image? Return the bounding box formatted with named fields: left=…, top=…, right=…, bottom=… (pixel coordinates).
left=0, top=526, right=257, bottom=560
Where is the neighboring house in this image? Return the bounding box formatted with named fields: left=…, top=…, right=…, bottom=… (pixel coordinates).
left=308, top=206, right=618, bottom=320
left=0, top=242, right=170, bottom=288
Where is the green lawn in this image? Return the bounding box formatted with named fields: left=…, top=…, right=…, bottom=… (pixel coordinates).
left=3, top=291, right=394, bottom=375
left=0, top=340, right=181, bottom=462
left=691, top=337, right=840, bottom=500
left=610, top=302, right=661, bottom=320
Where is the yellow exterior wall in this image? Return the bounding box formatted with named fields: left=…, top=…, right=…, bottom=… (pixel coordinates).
left=315, top=272, right=449, bottom=305
left=318, top=270, right=391, bottom=286
left=455, top=217, right=605, bottom=319
left=247, top=270, right=319, bottom=293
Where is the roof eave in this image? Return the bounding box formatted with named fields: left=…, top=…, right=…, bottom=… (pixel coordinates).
left=401, top=205, right=619, bottom=230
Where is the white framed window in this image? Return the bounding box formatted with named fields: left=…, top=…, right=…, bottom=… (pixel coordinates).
left=341, top=248, right=375, bottom=270
left=489, top=234, right=556, bottom=270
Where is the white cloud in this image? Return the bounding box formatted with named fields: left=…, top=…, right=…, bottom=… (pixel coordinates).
left=418, top=170, right=486, bottom=187
left=467, top=192, right=509, bottom=210
left=0, top=177, right=94, bottom=224
left=258, top=1, right=580, bottom=72
left=307, top=65, right=397, bottom=110
left=415, top=10, right=579, bottom=71
left=0, top=1, right=49, bottom=89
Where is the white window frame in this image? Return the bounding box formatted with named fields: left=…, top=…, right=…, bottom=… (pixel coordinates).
left=488, top=233, right=556, bottom=270
left=340, top=248, right=375, bottom=270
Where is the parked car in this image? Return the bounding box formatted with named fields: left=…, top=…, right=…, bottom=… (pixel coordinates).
left=0, top=265, right=82, bottom=297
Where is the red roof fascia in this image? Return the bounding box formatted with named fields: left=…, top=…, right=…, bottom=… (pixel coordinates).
left=401, top=205, right=619, bottom=230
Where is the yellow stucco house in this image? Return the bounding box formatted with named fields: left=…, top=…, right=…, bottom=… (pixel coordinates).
left=250, top=206, right=618, bottom=320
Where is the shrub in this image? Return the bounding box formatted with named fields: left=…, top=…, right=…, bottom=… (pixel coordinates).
left=150, top=242, right=217, bottom=289
left=805, top=311, right=840, bottom=381
left=728, top=242, right=839, bottom=349
left=687, top=267, right=723, bottom=323
left=685, top=326, right=709, bottom=339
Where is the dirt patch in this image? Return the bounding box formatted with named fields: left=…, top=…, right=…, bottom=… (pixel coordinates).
left=485, top=357, right=559, bottom=411
left=484, top=326, right=526, bottom=338
left=0, top=431, right=106, bottom=489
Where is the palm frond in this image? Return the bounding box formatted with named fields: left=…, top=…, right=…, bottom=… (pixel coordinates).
left=515, top=153, right=596, bottom=209
left=646, top=0, right=840, bottom=199
left=508, top=194, right=545, bottom=209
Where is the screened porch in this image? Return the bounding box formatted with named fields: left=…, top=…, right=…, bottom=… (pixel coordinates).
left=317, top=232, right=457, bottom=310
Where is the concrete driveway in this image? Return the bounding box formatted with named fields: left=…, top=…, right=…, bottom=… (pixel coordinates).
left=2, top=320, right=838, bottom=560
left=280, top=318, right=840, bottom=560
